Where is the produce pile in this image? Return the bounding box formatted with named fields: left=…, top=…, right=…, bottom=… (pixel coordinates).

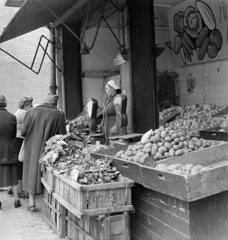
left=155, top=163, right=210, bottom=177
left=66, top=117, right=89, bottom=141
left=159, top=106, right=181, bottom=122
left=115, top=125, right=221, bottom=165
left=39, top=134, right=120, bottom=185
left=160, top=104, right=224, bottom=136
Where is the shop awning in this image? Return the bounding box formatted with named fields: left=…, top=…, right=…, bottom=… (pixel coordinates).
left=0, top=0, right=80, bottom=43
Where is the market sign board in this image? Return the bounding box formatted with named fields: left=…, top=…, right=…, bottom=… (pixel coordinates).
left=167, top=0, right=227, bottom=67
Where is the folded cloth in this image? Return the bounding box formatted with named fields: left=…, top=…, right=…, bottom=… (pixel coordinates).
left=107, top=80, right=121, bottom=90
left=18, top=141, right=25, bottom=162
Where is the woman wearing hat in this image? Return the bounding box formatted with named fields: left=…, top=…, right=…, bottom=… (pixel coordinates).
left=0, top=94, right=21, bottom=209
left=99, top=80, right=125, bottom=144
left=13, top=96, right=33, bottom=198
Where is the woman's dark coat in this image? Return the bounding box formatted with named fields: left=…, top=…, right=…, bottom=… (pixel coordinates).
left=0, top=107, right=17, bottom=165
left=21, top=104, right=66, bottom=194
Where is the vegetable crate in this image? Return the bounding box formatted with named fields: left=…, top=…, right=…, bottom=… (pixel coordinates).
left=91, top=144, right=143, bottom=184
left=212, top=106, right=228, bottom=119
left=131, top=183, right=228, bottom=240
left=200, top=127, right=228, bottom=141
left=159, top=109, right=180, bottom=126
left=140, top=141, right=228, bottom=201
left=41, top=166, right=55, bottom=193
left=42, top=187, right=67, bottom=239
left=66, top=211, right=130, bottom=240
left=52, top=171, right=134, bottom=219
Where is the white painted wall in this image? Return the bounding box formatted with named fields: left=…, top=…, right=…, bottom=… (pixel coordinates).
left=81, top=27, right=119, bottom=108
left=175, top=60, right=228, bottom=107
left=156, top=28, right=228, bottom=107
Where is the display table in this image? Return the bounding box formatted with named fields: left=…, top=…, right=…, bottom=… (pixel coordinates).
left=92, top=142, right=228, bottom=240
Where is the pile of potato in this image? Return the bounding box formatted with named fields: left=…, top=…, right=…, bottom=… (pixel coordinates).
left=162, top=104, right=224, bottom=136
left=115, top=126, right=219, bottom=165
left=159, top=106, right=181, bottom=122
left=155, top=163, right=211, bottom=176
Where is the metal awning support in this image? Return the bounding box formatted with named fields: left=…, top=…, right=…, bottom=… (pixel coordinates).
left=0, top=35, right=62, bottom=74
left=37, top=0, right=91, bottom=51
left=93, top=1, right=123, bottom=49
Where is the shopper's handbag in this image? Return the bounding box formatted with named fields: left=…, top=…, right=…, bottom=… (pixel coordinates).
left=18, top=141, right=25, bottom=162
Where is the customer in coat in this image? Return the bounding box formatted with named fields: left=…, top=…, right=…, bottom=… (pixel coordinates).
left=0, top=94, right=21, bottom=209
left=14, top=96, right=33, bottom=198
left=21, top=93, right=66, bottom=212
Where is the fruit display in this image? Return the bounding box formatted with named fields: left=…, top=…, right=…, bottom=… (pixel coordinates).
left=115, top=126, right=221, bottom=165
left=39, top=134, right=120, bottom=185
left=155, top=163, right=209, bottom=177
left=173, top=0, right=222, bottom=64
left=66, top=117, right=89, bottom=141
left=159, top=106, right=181, bottom=122
left=160, top=104, right=224, bottom=136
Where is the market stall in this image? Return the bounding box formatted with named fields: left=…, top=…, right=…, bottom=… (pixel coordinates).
left=90, top=104, right=228, bottom=240
left=39, top=133, right=134, bottom=240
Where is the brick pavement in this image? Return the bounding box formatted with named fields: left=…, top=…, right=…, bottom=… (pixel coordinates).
left=0, top=189, right=60, bottom=240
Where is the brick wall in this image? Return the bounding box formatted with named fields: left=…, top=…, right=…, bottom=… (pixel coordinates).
left=0, top=0, right=50, bottom=114
left=156, top=28, right=228, bottom=107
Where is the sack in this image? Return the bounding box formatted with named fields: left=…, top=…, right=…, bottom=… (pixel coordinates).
left=18, top=141, right=25, bottom=162
left=220, top=119, right=228, bottom=132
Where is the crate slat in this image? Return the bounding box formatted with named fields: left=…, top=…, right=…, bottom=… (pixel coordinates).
left=66, top=212, right=130, bottom=240
left=43, top=168, right=135, bottom=217
left=42, top=188, right=67, bottom=238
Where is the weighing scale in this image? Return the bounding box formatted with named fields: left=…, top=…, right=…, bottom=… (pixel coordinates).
left=85, top=98, right=105, bottom=144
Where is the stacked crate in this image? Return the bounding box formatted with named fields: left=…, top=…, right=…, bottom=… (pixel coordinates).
left=41, top=166, right=134, bottom=239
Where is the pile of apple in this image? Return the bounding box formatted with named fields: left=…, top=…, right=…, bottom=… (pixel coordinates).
left=115, top=125, right=220, bottom=165
left=162, top=104, right=224, bottom=136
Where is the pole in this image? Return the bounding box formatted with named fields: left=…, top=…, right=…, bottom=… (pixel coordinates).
left=49, top=29, right=57, bottom=94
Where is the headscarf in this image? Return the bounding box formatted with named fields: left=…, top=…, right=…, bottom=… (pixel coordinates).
left=0, top=94, right=7, bottom=107
left=107, top=80, right=121, bottom=90
left=19, top=96, right=33, bottom=109
left=43, top=93, right=59, bottom=104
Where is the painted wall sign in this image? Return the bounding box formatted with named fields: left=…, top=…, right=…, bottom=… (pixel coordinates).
left=168, top=0, right=226, bottom=66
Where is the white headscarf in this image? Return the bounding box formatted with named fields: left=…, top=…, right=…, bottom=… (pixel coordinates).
left=107, top=80, right=121, bottom=90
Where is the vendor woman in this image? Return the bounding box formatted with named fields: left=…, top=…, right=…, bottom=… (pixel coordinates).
left=99, top=80, right=127, bottom=144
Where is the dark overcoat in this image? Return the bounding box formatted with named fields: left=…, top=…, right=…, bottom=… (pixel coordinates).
left=21, top=104, right=66, bottom=194
left=0, top=107, right=17, bottom=165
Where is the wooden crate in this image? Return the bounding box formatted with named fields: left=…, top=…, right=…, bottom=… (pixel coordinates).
left=41, top=166, right=55, bottom=193
left=42, top=187, right=67, bottom=239
left=140, top=141, right=228, bottom=201
left=200, top=127, right=228, bottom=141
left=159, top=109, right=180, bottom=126
left=66, top=211, right=130, bottom=240
left=52, top=171, right=134, bottom=219
left=91, top=144, right=130, bottom=160
left=91, top=144, right=143, bottom=184
left=94, top=141, right=228, bottom=201
left=131, top=183, right=228, bottom=240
